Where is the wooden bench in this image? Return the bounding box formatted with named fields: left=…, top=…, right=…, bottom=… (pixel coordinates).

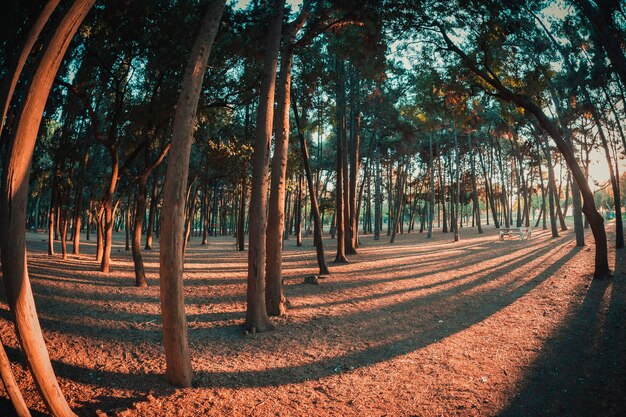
left=499, top=227, right=532, bottom=241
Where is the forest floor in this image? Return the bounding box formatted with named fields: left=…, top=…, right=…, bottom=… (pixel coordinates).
left=1, top=223, right=625, bottom=417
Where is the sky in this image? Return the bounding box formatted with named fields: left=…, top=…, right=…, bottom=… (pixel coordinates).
left=234, top=0, right=302, bottom=10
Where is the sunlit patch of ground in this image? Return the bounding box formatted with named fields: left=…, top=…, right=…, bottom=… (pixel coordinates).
left=1, top=223, right=624, bottom=416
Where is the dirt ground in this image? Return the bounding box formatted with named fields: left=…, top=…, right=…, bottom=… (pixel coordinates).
left=1, top=223, right=625, bottom=417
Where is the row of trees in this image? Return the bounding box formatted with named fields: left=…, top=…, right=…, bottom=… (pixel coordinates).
left=0, top=0, right=624, bottom=415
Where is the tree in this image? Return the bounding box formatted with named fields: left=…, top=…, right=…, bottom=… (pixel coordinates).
left=0, top=1, right=95, bottom=414
left=244, top=0, right=284, bottom=333
left=159, top=0, right=226, bottom=387
left=266, top=1, right=310, bottom=317
left=436, top=23, right=610, bottom=278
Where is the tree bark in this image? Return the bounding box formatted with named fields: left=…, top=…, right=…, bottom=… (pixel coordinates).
left=390, top=160, right=405, bottom=244
left=0, top=343, right=30, bottom=417
left=374, top=134, right=382, bottom=240
left=158, top=0, right=225, bottom=387
left=292, top=98, right=329, bottom=274
left=72, top=145, right=89, bottom=254
left=237, top=178, right=246, bottom=251
left=145, top=173, right=158, bottom=250
left=48, top=182, right=57, bottom=256
left=244, top=0, right=283, bottom=332
left=265, top=5, right=308, bottom=316
left=453, top=130, right=460, bottom=241
left=100, top=147, right=118, bottom=273
left=348, top=73, right=361, bottom=251
left=334, top=58, right=349, bottom=263
left=468, top=133, right=483, bottom=233
left=133, top=178, right=148, bottom=287
left=0, top=0, right=94, bottom=415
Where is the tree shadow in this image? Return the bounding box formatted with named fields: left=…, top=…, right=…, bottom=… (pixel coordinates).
left=0, top=398, right=47, bottom=417
left=1, top=238, right=579, bottom=393
left=5, top=229, right=588, bottom=415
left=497, top=247, right=626, bottom=417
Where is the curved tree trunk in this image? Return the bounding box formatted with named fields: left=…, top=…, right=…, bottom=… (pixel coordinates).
left=0, top=0, right=61, bottom=137
left=0, top=339, right=30, bottom=417
left=159, top=0, right=225, bottom=387
left=440, top=28, right=610, bottom=278
left=0, top=0, right=95, bottom=415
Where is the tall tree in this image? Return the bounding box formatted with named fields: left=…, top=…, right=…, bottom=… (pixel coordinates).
left=159, top=0, right=226, bottom=387
left=0, top=0, right=95, bottom=415
left=245, top=0, right=284, bottom=332
left=266, top=1, right=310, bottom=317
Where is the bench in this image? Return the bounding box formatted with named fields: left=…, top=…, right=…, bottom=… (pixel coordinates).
left=499, top=227, right=532, bottom=241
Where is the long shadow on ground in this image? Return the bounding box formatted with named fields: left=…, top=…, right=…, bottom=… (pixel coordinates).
left=498, top=247, right=626, bottom=417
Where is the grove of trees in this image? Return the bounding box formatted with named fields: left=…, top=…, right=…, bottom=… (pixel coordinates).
left=0, top=0, right=624, bottom=415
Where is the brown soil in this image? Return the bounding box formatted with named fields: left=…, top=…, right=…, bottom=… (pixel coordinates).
left=1, top=224, right=625, bottom=417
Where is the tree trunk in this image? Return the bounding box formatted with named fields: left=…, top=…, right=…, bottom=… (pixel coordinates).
left=125, top=202, right=131, bottom=251
left=543, top=138, right=560, bottom=238
left=60, top=200, right=69, bottom=260
left=341, top=65, right=356, bottom=255
left=95, top=208, right=104, bottom=261
left=182, top=184, right=199, bottom=255
left=334, top=58, right=349, bottom=263
left=0, top=340, right=30, bottom=417
left=493, top=137, right=510, bottom=228
left=244, top=0, right=283, bottom=332
left=438, top=145, right=448, bottom=233
left=48, top=185, right=56, bottom=256
left=100, top=148, right=118, bottom=273
left=292, top=98, right=329, bottom=274
left=478, top=144, right=499, bottom=228
left=145, top=174, right=158, bottom=250
left=132, top=178, right=148, bottom=287
left=72, top=145, right=89, bottom=254
left=453, top=131, right=460, bottom=241
left=237, top=178, right=246, bottom=251
left=0, top=0, right=61, bottom=137
left=468, top=133, right=483, bottom=233
left=348, top=75, right=361, bottom=252
left=295, top=174, right=303, bottom=246
left=374, top=134, right=382, bottom=240
left=158, top=0, right=225, bottom=387
left=266, top=8, right=308, bottom=315
left=440, top=29, right=610, bottom=277
left=390, top=161, right=405, bottom=244
left=0, top=0, right=94, bottom=415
